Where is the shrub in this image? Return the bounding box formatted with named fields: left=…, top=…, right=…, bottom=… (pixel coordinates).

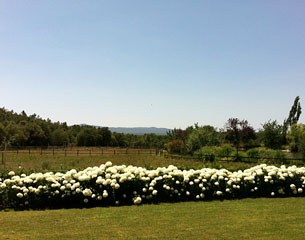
left=246, top=148, right=260, bottom=159
left=245, top=147, right=286, bottom=164
left=217, top=144, right=235, bottom=159
left=196, top=146, right=218, bottom=161
left=1, top=162, right=305, bottom=210
left=166, top=140, right=186, bottom=154
left=196, top=145, right=235, bottom=161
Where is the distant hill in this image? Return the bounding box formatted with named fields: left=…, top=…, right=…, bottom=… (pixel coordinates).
left=109, top=127, right=170, bottom=135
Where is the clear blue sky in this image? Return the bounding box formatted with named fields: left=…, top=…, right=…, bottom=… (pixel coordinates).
left=1, top=0, right=305, bottom=130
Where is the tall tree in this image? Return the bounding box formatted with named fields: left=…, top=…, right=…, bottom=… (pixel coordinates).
left=283, top=96, right=302, bottom=142
left=225, top=118, right=256, bottom=154
left=166, top=128, right=189, bottom=153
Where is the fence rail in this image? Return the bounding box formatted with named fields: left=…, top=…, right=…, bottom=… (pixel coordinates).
left=0, top=148, right=158, bottom=155
left=1, top=147, right=305, bottom=167
left=0, top=148, right=159, bottom=164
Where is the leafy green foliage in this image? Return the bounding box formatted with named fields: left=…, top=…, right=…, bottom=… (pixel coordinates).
left=217, top=144, right=235, bottom=158
left=260, top=120, right=283, bottom=149
left=0, top=108, right=166, bottom=148
left=287, top=124, right=305, bottom=158
left=284, top=96, right=302, bottom=127
left=186, top=125, right=220, bottom=153
left=246, top=147, right=285, bottom=163
left=195, top=145, right=235, bottom=161
left=283, top=96, right=302, bottom=143
left=224, top=118, right=256, bottom=151
left=166, top=140, right=186, bottom=154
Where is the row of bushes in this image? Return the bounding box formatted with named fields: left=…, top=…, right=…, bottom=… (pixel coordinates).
left=1, top=162, right=305, bottom=210
left=194, top=145, right=290, bottom=163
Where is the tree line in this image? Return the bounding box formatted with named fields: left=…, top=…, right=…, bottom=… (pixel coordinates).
left=165, top=96, right=305, bottom=158
left=0, top=108, right=166, bottom=149
left=0, top=97, right=304, bottom=158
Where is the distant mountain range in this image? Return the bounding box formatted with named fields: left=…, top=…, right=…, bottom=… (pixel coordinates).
left=109, top=127, right=170, bottom=135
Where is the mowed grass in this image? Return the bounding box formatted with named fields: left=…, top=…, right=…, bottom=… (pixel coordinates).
left=1, top=198, right=305, bottom=240
left=0, top=151, right=255, bottom=172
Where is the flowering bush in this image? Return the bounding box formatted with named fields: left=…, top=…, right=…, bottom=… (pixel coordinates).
left=1, top=162, right=305, bottom=210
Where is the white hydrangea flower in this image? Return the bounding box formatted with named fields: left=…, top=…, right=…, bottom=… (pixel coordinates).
left=102, top=190, right=108, bottom=198
left=216, top=191, right=222, bottom=196
left=82, top=188, right=93, bottom=197
left=16, top=192, right=23, bottom=198
left=133, top=196, right=142, bottom=205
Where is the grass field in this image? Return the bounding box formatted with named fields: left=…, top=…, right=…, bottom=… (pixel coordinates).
left=1, top=198, right=305, bottom=240
left=0, top=149, right=256, bottom=172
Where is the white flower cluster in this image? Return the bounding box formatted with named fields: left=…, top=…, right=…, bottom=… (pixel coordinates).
left=1, top=162, right=305, bottom=209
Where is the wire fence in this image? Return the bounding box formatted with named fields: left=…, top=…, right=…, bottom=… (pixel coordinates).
left=164, top=153, right=305, bottom=165
left=1, top=147, right=304, bottom=167
left=0, top=147, right=159, bottom=165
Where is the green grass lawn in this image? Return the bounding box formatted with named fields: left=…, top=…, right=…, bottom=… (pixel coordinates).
left=1, top=198, right=305, bottom=240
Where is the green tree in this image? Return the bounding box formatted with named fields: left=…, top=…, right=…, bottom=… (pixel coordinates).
left=142, top=134, right=154, bottom=148
left=166, top=128, right=190, bottom=154
left=96, top=127, right=112, bottom=146
left=186, top=125, right=220, bottom=153
left=283, top=96, right=302, bottom=143
left=167, top=128, right=188, bottom=143
left=0, top=121, right=29, bottom=148
left=23, top=122, right=47, bottom=146
left=4, top=122, right=28, bottom=147
left=50, top=128, right=70, bottom=146
left=287, top=124, right=305, bottom=153
left=0, top=123, right=6, bottom=148
left=76, top=127, right=99, bottom=146
left=165, top=139, right=186, bottom=154
left=260, top=120, right=283, bottom=149
left=111, top=132, right=127, bottom=147
left=299, top=128, right=305, bottom=159
left=225, top=118, right=256, bottom=153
